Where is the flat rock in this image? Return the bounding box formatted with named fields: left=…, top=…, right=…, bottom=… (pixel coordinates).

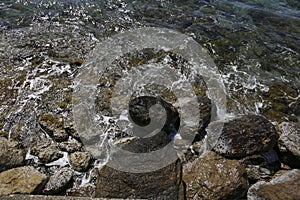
left=0, top=166, right=47, bottom=195
left=183, top=151, right=248, bottom=200
left=277, top=122, right=300, bottom=168
left=43, top=167, right=73, bottom=194
left=95, top=159, right=182, bottom=199
left=247, top=169, right=300, bottom=200
left=214, top=115, right=278, bottom=158
left=0, top=137, right=26, bottom=172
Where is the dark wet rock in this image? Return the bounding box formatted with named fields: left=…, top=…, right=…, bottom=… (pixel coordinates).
left=214, top=115, right=278, bottom=158
left=95, top=159, right=182, bottom=199
left=247, top=169, right=300, bottom=200
left=69, top=152, right=91, bottom=172
left=58, top=138, right=82, bottom=153
left=277, top=122, right=300, bottom=168
left=43, top=167, right=73, bottom=195
left=0, top=137, right=26, bottom=172
left=240, top=151, right=280, bottom=182
left=66, top=183, right=95, bottom=197
left=0, top=166, right=47, bottom=195
left=31, top=139, right=64, bottom=163
left=183, top=151, right=248, bottom=200
left=38, top=114, right=68, bottom=142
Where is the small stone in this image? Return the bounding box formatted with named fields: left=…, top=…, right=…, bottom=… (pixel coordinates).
left=69, top=152, right=91, bottom=172
left=0, top=166, right=47, bottom=195
left=66, top=183, right=95, bottom=197
left=43, top=167, right=73, bottom=194
left=0, top=137, right=26, bottom=172
left=247, top=169, right=300, bottom=199
left=277, top=122, right=300, bottom=168
left=183, top=151, right=248, bottom=200
left=58, top=138, right=82, bottom=153
left=214, top=115, right=278, bottom=158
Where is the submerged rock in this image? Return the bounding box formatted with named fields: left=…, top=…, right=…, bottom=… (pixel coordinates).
left=69, top=152, right=91, bottom=172
left=277, top=122, right=300, bottom=168
left=182, top=151, right=248, bottom=200
left=0, top=137, right=26, bottom=172
left=43, top=167, right=73, bottom=195
left=95, top=159, right=182, bottom=199
left=0, top=166, right=47, bottom=195
left=247, top=169, right=300, bottom=200
left=214, top=115, right=278, bottom=158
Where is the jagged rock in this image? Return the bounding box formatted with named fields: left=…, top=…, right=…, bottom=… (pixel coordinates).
left=214, top=115, right=278, bottom=158
left=277, top=122, right=300, bottom=168
left=43, top=167, right=73, bottom=194
left=183, top=151, right=248, bottom=200
left=66, top=183, right=95, bottom=197
left=95, top=159, right=182, bottom=199
left=58, top=138, right=82, bottom=153
left=247, top=169, right=300, bottom=199
left=0, top=137, right=26, bottom=172
left=69, top=152, right=91, bottom=172
left=0, top=166, right=47, bottom=195
left=31, top=139, right=64, bottom=163
left=38, top=113, right=68, bottom=142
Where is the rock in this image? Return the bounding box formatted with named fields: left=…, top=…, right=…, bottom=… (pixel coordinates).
left=0, top=166, right=47, bottom=195
left=214, top=115, right=278, bottom=158
left=95, top=159, right=182, bottom=199
left=0, top=194, right=105, bottom=200
left=43, top=167, right=73, bottom=194
left=247, top=169, right=300, bottom=199
left=69, top=152, right=91, bottom=172
left=58, top=138, right=82, bottom=153
left=277, top=122, right=300, bottom=168
left=38, top=113, right=68, bottom=142
left=31, top=139, right=64, bottom=163
left=0, top=137, right=26, bottom=172
left=183, top=151, right=248, bottom=200
left=66, top=183, right=95, bottom=197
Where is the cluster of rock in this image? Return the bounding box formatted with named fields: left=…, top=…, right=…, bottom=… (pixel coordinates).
left=1, top=108, right=299, bottom=199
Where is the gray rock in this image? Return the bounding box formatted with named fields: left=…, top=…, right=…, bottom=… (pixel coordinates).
left=183, top=151, right=248, bottom=200
left=66, top=183, right=95, bottom=197
left=95, top=159, right=182, bottom=199
left=214, top=115, right=278, bottom=158
left=43, top=167, right=73, bottom=194
left=248, top=169, right=300, bottom=200
left=0, top=137, right=26, bottom=172
left=69, top=152, right=91, bottom=172
left=0, top=166, right=47, bottom=195
left=277, top=122, right=300, bottom=168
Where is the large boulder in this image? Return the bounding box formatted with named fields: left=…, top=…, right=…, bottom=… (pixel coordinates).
left=214, top=115, right=278, bottom=158
left=0, top=166, right=47, bottom=195
left=277, top=122, right=300, bottom=168
left=248, top=169, right=300, bottom=199
left=95, top=159, right=182, bottom=199
left=0, top=137, right=26, bottom=172
left=183, top=151, right=248, bottom=200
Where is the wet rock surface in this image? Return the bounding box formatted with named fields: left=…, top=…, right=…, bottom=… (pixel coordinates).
left=31, top=138, right=64, bottom=163
left=0, top=166, right=47, bottom=195
left=96, top=159, right=182, bottom=199
left=0, top=137, right=26, bottom=172
left=183, top=151, right=248, bottom=200
left=43, top=167, right=73, bottom=195
left=247, top=169, right=300, bottom=200
left=69, top=152, right=92, bottom=172
left=277, top=122, right=300, bottom=168
left=214, top=115, right=279, bottom=158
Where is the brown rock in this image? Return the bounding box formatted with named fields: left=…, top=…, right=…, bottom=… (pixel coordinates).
left=247, top=169, right=300, bottom=200
left=0, top=166, right=47, bottom=195
left=277, top=122, right=300, bottom=168
left=183, top=151, right=248, bottom=200
left=69, top=151, right=91, bottom=172
left=43, top=167, right=73, bottom=194
left=214, top=115, right=278, bottom=158
left=0, top=137, right=26, bottom=172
